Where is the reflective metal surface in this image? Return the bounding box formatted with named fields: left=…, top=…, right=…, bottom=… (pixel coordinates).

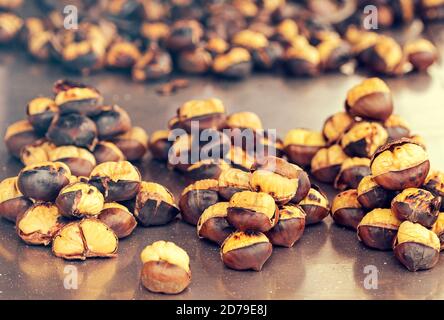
left=0, top=33, right=444, bottom=299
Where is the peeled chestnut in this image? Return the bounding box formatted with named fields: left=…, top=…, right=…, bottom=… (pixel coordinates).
left=98, top=202, right=137, bottom=239
left=391, top=188, right=441, bottom=227
left=431, top=213, right=444, bottom=250
left=284, top=129, right=326, bottom=168
left=357, top=208, right=401, bottom=250
left=212, top=47, right=253, bottom=78
left=20, top=139, right=55, bottom=166
left=93, top=141, right=125, bottom=164
left=227, top=191, right=278, bottom=232
left=384, top=114, right=411, bottom=142
left=334, top=157, right=371, bottom=190
left=220, top=231, right=272, bottom=271
left=299, top=185, right=330, bottom=225
left=56, top=182, right=104, bottom=218
left=91, top=105, right=131, bottom=140
left=134, top=181, right=180, bottom=227
left=46, top=113, right=98, bottom=151
left=311, top=145, right=349, bottom=183
left=370, top=139, right=430, bottom=191
left=52, top=218, right=118, bottom=260
left=394, top=221, right=440, bottom=272
left=0, top=177, right=33, bottom=223
left=148, top=130, right=172, bottom=161
left=177, top=98, right=226, bottom=133
left=48, top=145, right=96, bottom=177
left=345, top=77, right=393, bottom=121
left=197, top=202, right=234, bottom=245
left=357, top=175, right=394, bottom=210
left=89, top=161, right=141, bottom=202
left=4, top=120, right=40, bottom=158
left=16, top=203, right=64, bottom=246
left=140, top=241, right=191, bottom=294
left=265, top=204, right=305, bottom=247
left=112, top=126, right=148, bottom=161
left=331, top=189, right=366, bottom=230
left=341, top=121, right=388, bottom=158
left=26, top=97, right=58, bottom=134
left=179, top=179, right=220, bottom=225
left=423, top=170, right=444, bottom=210
left=18, top=161, right=71, bottom=202
left=404, top=38, right=438, bottom=72
left=218, top=167, right=251, bottom=200
left=322, top=112, right=355, bottom=145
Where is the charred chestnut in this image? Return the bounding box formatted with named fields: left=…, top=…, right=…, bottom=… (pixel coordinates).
left=220, top=231, right=272, bottom=271
left=112, top=127, right=149, bottom=162
left=0, top=12, right=23, bottom=43
left=299, top=185, right=330, bottom=225
left=48, top=145, right=96, bottom=177
left=424, top=170, right=444, bottom=210
left=4, top=120, right=40, bottom=158
left=56, top=182, right=104, bottom=218
left=140, top=241, right=191, bottom=294
left=310, top=145, right=348, bottom=183
left=384, top=114, right=411, bottom=142
left=218, top=168, right=251, bottom=200
left=357, top=175, right=394, bottom=210
left=148, top=130, right=172, bottom=161
left=322, top=112, right=355, bottom=145
left=177, top=98, right=226, bottom=133
left=334, top=157, right=371, bottom=190
left=404, top=38, right=438, bottom=72
left=93, top=141, right=125, bottom=164
left=341, top=121, right=388, bottom=158
left=265, top=204, right=305, bottom=247
left=0, top=177, right=33, bottom=223
left=357, top=208, right=401, bottom=250
left=91, top=105, right=131, bottom=140
left=26, top=97, right=58, bottom=134
left=212, top=47, right=253, bottom=78
left=197, top=202, right=234, bottom=245
left=98, top=202, right=137, bottom=239
left=331, top=189, right=366, bottom=230
left=284, top=129, right=326, bottom=167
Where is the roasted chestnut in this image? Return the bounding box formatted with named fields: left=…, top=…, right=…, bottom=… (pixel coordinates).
left=197, top=202, right=234, bottom=245
left=317, top=39, right=352, bottom=71
left=367, top=36, right=404, bottom=75
left=226, top=111, right=263, bottom=132
left=46, top=113, right=98, bottom=151
left=232, top=29, right=268, bottom=51
left=404, top=38, right=438, bottom=72
left=177, top=98, right=226, bottom=133
left=227, top=191, right=278, bottom=232
left=357, top=175, right=394, bottom=210
left=140, top=22, right=170, bottom=44
left=52, top=218, right=118, bottom=260
left=357, top=208, right=401, bottom=250
left=285, top=43, right=320, bottom=77
left=26, top=97, right=58, bottom=134
left=212, top=47, right=253, bottom=78
left=48, top=145, right=96, bottom=177
left=206, top=37, right=229, bottom=56
left=265, top=204, right=305, bottom=247
left=56, top=182, right=104, bottom=218
left=166, top=19, right=203, bottom=51
left=177, top=47, right=212, bottom=74
left=93, top=141, right=125, bottom=164
left=391, top=188, right=441, bottom=227
left=91, top=105, right=131, bottom=140
left=17, top=161, right=71, bottom=202
left=341, top=121, right=388, bottom=158
left=106, top=41, right=141, bottom=69
left=185, top=159, right=230, bottom=182
left=0, top=12, right=23, bottom=43
left=370, top=139, right=430, bottom=190
left=331, top=189, right=366, bottom=230
left=0, top=177, right=33, bottom=223
left=322, top=112, right=355, bottom=145
left=16, top=203, right=64, bottom=246
left=112, top=126, right=148, bottom=161
left=423, top=170, right=444, bottom=210
left=20, top=139, right=55, bottom=166
left=179, top=179, right=220, bottom=225
left=299, top=185, right=330, bottom=225
left=4, top=120, right=40, bottom=158
left=218, top=167, right=251, bottom=200
left=284, top=129, right=326, bottom=167
left=98, top=202, right=137, bottom=239
left=345, top=77, right=393, bottom=121
left=310, top=145, right=349, bottom=183
left=148, top=130, right=172, bottom=161
left=394, top=221, right=440, bottom=272
left=384, top=114, right=411, bottom=142
left=89, top=161, right=141, bottom=202
left=220, top=231, right=272, bottom=271
left=53, top=79, right=103, bottom=115
left=431, top=213, right=444, bottom=250
left=140, top=241, right=191, bottom=294
left=251, top=41, right=284, bottom=70
left=334, top=157, right=371, bottom=190
left=132, top=49, right=173, bottom=82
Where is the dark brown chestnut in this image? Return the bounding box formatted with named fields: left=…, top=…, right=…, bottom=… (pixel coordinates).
left=91, top=105, right=132, bottom=140
left=265, top=204, right=305, bottom=247
left=284, top=129, right=326, bottom=168
left=55, top=182, right=104, bottom=218
left=331, top=189, right=366, bottom=230
left=334, top=157, right=371, bottom=191
left=317, top=39, right=352, bottom=72
left=357, top=175, right=394, bottom=210
left=177, top=98, right=226, bottom=133
left=148, top=130, right=173, bottom=161
left=310, top=145, right=349, bottom=183
left=26, top=97, right=58, bottom=134
left=0, top=177, right=33, bottom=223
left=299, top=185, right=330, bottom=225
left=341, top=121, right=388, bottom=158
left=48, top=145, right=96, bottom=177
left=93, top=141, right=125, bottom=164
left=177, top=47, right=212, bottom=74
left=197, top=202, right=234, bottom=245
left=166, top=19, right=203, bottom=51
left=112, top=126, right=148, bottom=161
left=98, top=202, right=137, bottom=239
left=404, top=38, right=438, bottom=72
left=185, top=159, right=230, bottom=182
left=4, top=120, right=41, bottom=158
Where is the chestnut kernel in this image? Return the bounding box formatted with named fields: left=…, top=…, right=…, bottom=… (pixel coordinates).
left=334, top=157, right=371, bottom=191
left=331, top=189, right=366, bottom=230
left=112, top=126, right=148, bottom=162
left=310, top=145, right=348, bottom=183
left=0, top=177, right=33, bottom=223
left=4, top=120, right=40, bottom=158
left=232, top=30, right=268, bottom=51
left=284, top=129, right=326, bottom=168
left=48, top=145, right=96, bottom=177
left=218, top=167, right=251, bottom=200
left=56, top=182, right=104, bottom=218
left=357, top=175, right=394, bottom=210
left=265, top=204, right=306, bottom=247
left=322, top=112, right=355, bottom=145
left=177, top=98, right=226, bottom=133
left=197, top=202, right=234, bottom=245
left=299, top=185, right=330, bottom=225
left=93, top=141, right=125, bottom=164
left=213, top=47, right=253, bottom=78
left=98, top=202, right=137, bottom=239
left=26, top=97, right=58, bottom=134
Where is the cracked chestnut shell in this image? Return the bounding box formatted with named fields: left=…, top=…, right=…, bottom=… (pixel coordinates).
left=91, top=105, right=132, bottom=140
left=311, top=145, right=348, bottom=183
left=370, top=139, right=430, bottom=191
left=367, top=36, right=404, bottom=75
left=179, top=179, right=220, bottom=225
left=148, top=130, right=172, bottom=161
left=423, top=170, right=444, bottom=211
left=177, top=98, right=226, bottom=133
left=140, top=241, right=191, bottom=294
left=52, top=218, right=118, bottom=260
left=132, top=49, right=172, bottom=82
left=299, top=185, right=330, bottom=225
left=345, top=78, right=393, bottom=121
left=221, top=231, right=272, bottom=271
left=394, top=221, right=440, bottom=272
left=16, top=203, right=64, bottom=246
left=322, top=112, right=355, bottom=145
left=0, top=177, right=33, bottom=223
left=357, top=208, right=401, bottom=250
left=341, top=121, right=388, bottom=158
left=357, top=175, right=394, bottom=210
left=404, top=38, right=438, bottom=72
left=285, top=44, right=320, bottom=77
left=265, top=204, right=305, bottom=247
left=227, top=145, right=256, bottom=172
left=331, top=189, right=366, bottom=230
left=197, top=202, right=234, bottom=245
left=112, top=126, right=148, bottom=162
left=384, top=114, right=411, bottom=142
left=56, top=182, right=104, bottom=218
left=98, top=202, right=137, bottom=239
left=18, top=161, right=71, bottom=202
left=391, top=188, right=441, bottom=227
left=4, top=120, right=40, bottom=158
left=185, top=159, right=230, bottom=182
left=134, top=181, right=179, bottom=227
left=431, top=213, right=444, bottom=250
left=53, top=79, right=103, bottom=116
left=166, top=19, right=203, bottom=51
left=48, top=145, right=96, bottom=177
left=227, top=191, right=278, bottom=232
left=177, top=47, right=212, bottom=74
left=334, top=157, right=371, bottom=191
left=284, top=129, right=326, bottom=168
left=46, top=113, right=98, bottom=151
left=20, top=139, right=55, bottom=166
left=317, top=39, right=352, bottom=71
left=218, top=168, right=251, bottom=200
left=89, top=161, right=141, bottom=202
left=26, top=97, right=58, bottom=134
left=93, top=141, right=125, bottom=164
left=212, top=47, right=253, bottom=78
left=106, top=41, right=141, bottom=69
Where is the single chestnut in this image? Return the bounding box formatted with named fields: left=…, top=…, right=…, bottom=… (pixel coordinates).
left=299, top=185, right=330, bottom=225
left=310, top=145, right=349, bottom=183
left=284, top=129, right=326, bottom=167
left=197, top=202, right=234, bottom=245
left=357, top=175, right=394, bottom=210
left=185, top=159, right=230, bottom=182
left=176, top=47, right=212, bottom=74
left=334, top=157, right=371, bottom=190
left=98, top=202, right=137, bottom=239
left=341, top=121, right=388, bottom=158
left=93, top=141, right=125, bottom=164
left=265, top=204, right=306, bottom=247
left=0, top=177, right=33, bottom=223
left=4, top=120, right=41, bottom=158
left=48, top=145, right=96, bottom=177
left=112, top=126, right=148, bottom=161
left=91, top=105, right=132, bottom=140
left=285, top=43, right=320, bottom=77
left=56, top=182, right=104, bottom=218
left=423, top=170, right=444, bottom=210
left=331, top=189, right=366, bottom=230
left=212, top=47, right=253, bottom=78
left=148, top=130, right=173, bottom=161
left=317, top=39, right=352, bottom=71
left=218, top=167, right=251, bottom=200
left=106, top=41, right=141, bottom=69
left=404, top=38, right=438, bottom=72
left=132, top=49, right=173, bottom=82
left=322, top=112, right=355, bottom=145
left=20, top=139, right=55, bottom=166
left=384, top=114, right=411, bottom=142
left=366, top=36, right=404, bottom=75
left=166, top=19, right=203, bottom=51
left=177, top=98, right=226, bottom=133
left=26, top=97, right=58, bottom=134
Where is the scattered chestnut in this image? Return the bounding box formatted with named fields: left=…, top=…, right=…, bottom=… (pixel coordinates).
left=341, top=121, right=388, bottom=158
left=357, top=175, right=394, bottom=210
left=48, top=145, right=96, bottom=177
left=310, top=145, right=348, bottom=183
left=17, top=161, right=71, bottom=202
left=394, top=221, right=440, bottom=272
left=56, top=182, right=104, bottom=218
left=148, top=130, right=172, bottom=161
left=331, top=189, right=366, bottom=230
left=299, top=185, right=330, bottom=225
left=197, top=202, right=234, bottom=245
left=212, top=47, right=253, bottom=78
left=16, top=203, right=64, bottom=246
left=423, top=170, right=444, bottom=210
left=140, top=241, right=191, bottom=294
left=134, top=181, right=180, bottom=227
left=26, top=97, right=58, bottom=134
left=98, top=202, right=137, bottom=239
left=322, top=112, right=355, bottom=145
left=177, top=98, right=226, bottom=133
left=220, top=231, right=272, bottom=271
left=227, top=191, right=278, bottom=232
left=431, top=213, right=444, bottom=250
left=20, top=139, right=55, bottom=166
left=218, top=167, right=251, bottom=200
left=112, top=126, right=148, bottom=161
left=93, top=141, right=125, bottom=164
left=265, top=204, right=306, bottom=247
left=4, top=120, right=40, bottom=158
left=334, top=157, right=371, bottom=190
left=384, top=114, right=411, bottom=142
left=89, top=160, right=141, bottom=202
left=357, top=208, right=401, bottom=250
left=370, top=138, right=430, bottom=190
left=404, top=38, right=438, bottom=72
left=0, top=177, right=33, bottom=223
left=284, top=129, right=326, bottom=167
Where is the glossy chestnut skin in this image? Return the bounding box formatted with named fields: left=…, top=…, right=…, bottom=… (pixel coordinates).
left=17, top=161, right=71, bottom=202
left=265, top=205, right=306, bottom=247
left=357, top=175, right=394, bottom=210
left=112, top=127, right=148, bottom=162
left=91, top=105, right=132, bottom=140
left=4, top=120, right=41, bottom=158
left=197, top=202, right=234, bottom=245
left=46, top=113, right=98, bottom=151
left=26, top=97, right=58, bottom=134
left=284, top=129, right=326, bottom=168
left=299, top=185, right=330, bottom=225
left=148, top=130, right=173, bottom=161
left=93, top=141, right=125, bottom=164
left=331, top=189, right=366, bottom=230
left=0, top=177, right=33, bottom=223
left=98, top=202, right=137, bottom=239
left=334, top=157, right=371, bottom=191
left=384, top=114, right=411, bottom=142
